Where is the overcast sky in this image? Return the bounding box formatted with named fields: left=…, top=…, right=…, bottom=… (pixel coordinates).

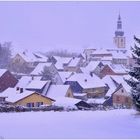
left=0, top=1, right=140, bottom=53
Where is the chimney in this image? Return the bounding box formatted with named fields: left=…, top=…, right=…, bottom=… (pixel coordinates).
left=20, top=88, right=24, bottom=93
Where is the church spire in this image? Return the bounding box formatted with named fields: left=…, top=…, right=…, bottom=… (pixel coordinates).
left=113, top=13, right=126, bottom=48
left=115, top=13, right=124, bottom=37
left=117, top=14, right=122, bottom=30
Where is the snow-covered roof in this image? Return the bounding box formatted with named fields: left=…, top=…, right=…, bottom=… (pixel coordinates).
left=68, top=58, right=81, bottom=67
left=26, top=80, right=48, bottom=90
left=101, top=61, right=112, bottom=66
left=112, top=51, right=128, bottom=59
left=66, top=73, right=105, bottom=88
left=92, top=49, right=112, bottom=55
left=17, top=52, right=37, bottom=63
left=58, top=72, right=73, bottom=83
left=54, top=56, right=72, bottom=70
left=53, top=97, right=81, bottom=108
left=16, top=76, right=32, bottom=88
left=46, top=85, right=70, bottom=99
left=110, top=75, right=131, bottom=92
left=102, top=75, right=131, bottom=97
left=0, top=69, right=7, bottom=77
left=101, top=56, right=113, bottom=61
left=30, top=62, right=53, bottom=75
left=0, top=88, right=36, bottom=103
left=33, top=52, right=48, bottom=60
left=53, top=56, right=72, bottom=63
left=102, top=75, right=118, bottom=97
left=16, top=76, right=42, bottom=88
left=109, top=64, right=128, bottom=73
left=113, top=84, right=131, bottom=97
left=81, top=61, right=100, bottom=74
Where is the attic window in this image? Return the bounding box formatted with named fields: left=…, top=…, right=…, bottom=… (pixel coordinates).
left=85, top=79, right=87, bottom=82
left=122, top=89, right=124, bottom=93
left=16, top=87, right=20, bottom=91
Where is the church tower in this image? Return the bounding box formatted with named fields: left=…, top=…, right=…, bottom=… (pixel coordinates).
left=113, top=14, right=126, bottom=48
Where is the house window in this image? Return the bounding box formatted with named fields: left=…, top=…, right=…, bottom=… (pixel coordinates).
left=36, top=102, right=43, bottom=107
left=26, top=103, right=34, bottom=108
left=122, top=89, right=124, bottom=93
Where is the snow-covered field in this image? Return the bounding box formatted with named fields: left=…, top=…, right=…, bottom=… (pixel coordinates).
left=0, top=109, right=140, bottom=139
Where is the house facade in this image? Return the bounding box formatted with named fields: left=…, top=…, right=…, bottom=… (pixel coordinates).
left=112, top=84, right=133, bottom=107
left=15, top=92, right=54, bottom=107
left=0, top=70, right=18, bottom=92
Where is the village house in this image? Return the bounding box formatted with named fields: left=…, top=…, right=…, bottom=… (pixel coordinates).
left=0, top=88, right=54, bottom=107
left=112, top=84, right=133, bottom=107
left=112, top=51, right=129, bottom=66
left=98, top=63, right=128, bottom=79
left=45, top=85, right=74, bottom=100
left=64, top=73, right=107, bottom=98
left=0, top=69, right=18, bottom=92
left=49, top=56, right=72, bottom=71
left=102, top=75, right=133, bottom=107
left=81, top=61, right=101, bottom=75
left=56, top=72, right=74, bottom=84
left=64, top=57, right=83, bottom=73
left=83, top=48, right=96, bottom=61
left=89, top=49, right=113, bottom=61
left=25, top=80, right=51, bottom=94
left=11, top=52, right=36, bottom=68
left=16, top=75, right=42, bottom=89
left=10, top=51, right=48, bottom=74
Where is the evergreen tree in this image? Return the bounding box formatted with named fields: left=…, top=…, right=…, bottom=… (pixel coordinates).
left=125, top=36, right=140, bottom=111
left=40, top=66, right=54, bottom=81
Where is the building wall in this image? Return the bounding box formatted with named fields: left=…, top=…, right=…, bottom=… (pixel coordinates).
left=83, top=87, right=106, bottom=98
left=113, top=36, right=126, bottom=48
left=112, top=58, right=127, bottom=65
left=100, top=65, right=127, bottom=79
left=15, top=93, right=53, bottom=107
left=99, top=65, right=115, bottom=78
left=0, top=71, right=18, bottom=92
left=12, top=54, right=26, bottom=66
left=112, top=87, right=133, bottom=107
left=64, top=81, right=83, bottom=93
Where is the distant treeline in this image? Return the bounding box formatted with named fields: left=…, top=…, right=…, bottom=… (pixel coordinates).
left=44, top=49, right=80, bottom=57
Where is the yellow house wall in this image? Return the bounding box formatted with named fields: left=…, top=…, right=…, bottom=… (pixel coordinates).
left=15, top=93, right=53, bottom=107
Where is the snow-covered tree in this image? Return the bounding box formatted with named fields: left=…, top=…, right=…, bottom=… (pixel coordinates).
left=125, top=36, right=140, bottom=111
left=0, top=42, right=12, bottom=68
left=40, top=66, right=54, bottom=81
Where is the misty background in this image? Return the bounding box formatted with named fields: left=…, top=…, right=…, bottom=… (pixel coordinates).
left=0, top=1, right=140, bottom=53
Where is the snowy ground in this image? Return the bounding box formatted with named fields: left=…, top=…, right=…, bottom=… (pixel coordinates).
left=0, top=109, right=140, bottom=139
